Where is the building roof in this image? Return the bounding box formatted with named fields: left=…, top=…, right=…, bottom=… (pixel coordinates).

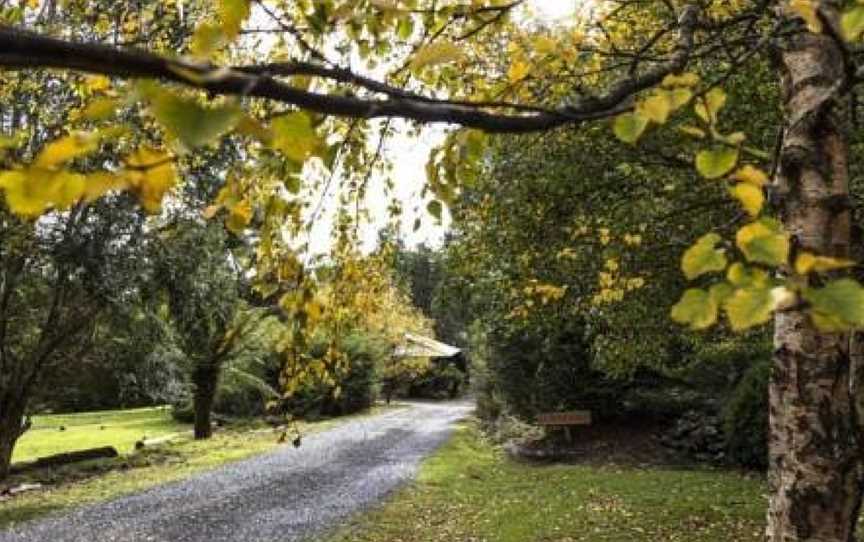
left=393, top=332, right=461, bottom=358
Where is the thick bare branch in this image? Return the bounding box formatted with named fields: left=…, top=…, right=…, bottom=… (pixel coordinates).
left=0, top=9, right=698, bottom=133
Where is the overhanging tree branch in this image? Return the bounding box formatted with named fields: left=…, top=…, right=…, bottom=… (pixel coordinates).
left=0, top=7, right=698, bottom=133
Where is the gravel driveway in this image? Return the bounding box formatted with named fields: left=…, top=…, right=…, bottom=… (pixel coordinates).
left=0, top=400, right=472, bottom=542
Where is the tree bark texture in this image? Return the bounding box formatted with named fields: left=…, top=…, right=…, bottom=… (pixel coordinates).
left=768, top=27, right=864, bottom=541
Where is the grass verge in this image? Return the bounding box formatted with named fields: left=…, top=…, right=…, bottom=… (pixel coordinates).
left=1, top=404, right=401, bottom=529
left=328, top=420, right=768, bottom=542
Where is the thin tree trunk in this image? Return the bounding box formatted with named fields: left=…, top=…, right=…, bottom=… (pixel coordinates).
left=768, top=27, right=864, bottom=541
left=192, top=363, right=220, bottom=440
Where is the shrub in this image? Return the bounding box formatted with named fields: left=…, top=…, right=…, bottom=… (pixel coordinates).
left=722, top=356, right=770, bottom=470
left=477, top=319, right=627, bottom=422
left=282, top=331, right=385, bottom=418
left=213, top=364, right=280, bottom=417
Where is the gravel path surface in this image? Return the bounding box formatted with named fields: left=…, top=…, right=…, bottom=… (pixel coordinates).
left=0, top=400, right=472, bottom=542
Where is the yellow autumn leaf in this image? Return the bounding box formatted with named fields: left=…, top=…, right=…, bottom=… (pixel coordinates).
left=725, top=285, right=776, bottom=331
left=725, top=132, right=747, bottom=145
left=661, top=72, right=700, bottom=88
left=0, top=170, right=45, bottom=217
left=34, top=132, right=100, bottom=169
left=671, top=288, right=718, bottom=330
left=730, top=182, right=764, bottom=217
left=681, top=233, right=728, bottom=280
left=124, top=147, right=177, bottom=213
left=226, top=200, right=252, bottom=233
left=533, top=35, right=557, bottom=54
left=732, top=165, right=769, bottom=187
left=789, top=0, right=823, bottom=33
left=736, top=218, right=790, bottom=267
left=82, top=172, right=129, bottom=202
left=638, top=92, right=672, bottom=124
left=507, top=61, right=531, bottom=83
left=669, top=88, right=693, bottom=109
left=694, top=88, right=727, bottom=125
left=84, top=75, right=111, bottom=92
left=46, top=170, right=87, bottom=208
left=795, top=252, right=856, bottom=275
left=0, top=168, right=88, bottom=217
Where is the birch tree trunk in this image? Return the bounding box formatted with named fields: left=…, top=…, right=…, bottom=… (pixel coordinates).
left=768, top=23, right=864, bottom=541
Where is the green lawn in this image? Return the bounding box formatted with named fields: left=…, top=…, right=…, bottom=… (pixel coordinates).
left=329, top=422, right=768, bottom=542
left=13, top=406, right=184, bottom=462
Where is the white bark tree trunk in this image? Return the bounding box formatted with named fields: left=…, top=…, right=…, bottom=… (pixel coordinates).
left=768, top=25, right=864, bottom=541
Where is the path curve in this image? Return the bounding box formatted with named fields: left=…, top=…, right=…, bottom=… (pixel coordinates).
left=0, top=400, right=472, bottom=542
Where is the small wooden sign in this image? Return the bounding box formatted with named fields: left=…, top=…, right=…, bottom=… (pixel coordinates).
left=536, top=411, right=592, bottom=426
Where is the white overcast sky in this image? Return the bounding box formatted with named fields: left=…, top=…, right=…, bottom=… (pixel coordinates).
left=296, top=0, right=580, bottom=257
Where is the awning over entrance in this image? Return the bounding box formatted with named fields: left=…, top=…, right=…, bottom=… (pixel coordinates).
left=393, top=332, right=461, bottom=358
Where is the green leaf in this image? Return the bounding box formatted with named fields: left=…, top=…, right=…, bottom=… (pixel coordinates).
left=190, top=22, right=225, bottom=57
left=842, top=6, right=864, bottom=41
left=410, top=41, right=464, bottom=72
left=79, top=97, right=120, bottom=121
left=270, top=112, right=324, bottom=164
left=724, top=285, right=774, bottom=331
left=695, top=147, right=739, bottom=179
left=671, top=288, right=718, bottom=330
left=709, top=282, right=734, bottom=305
left=613, top=113, right=649, bottom=144
left=735, top=218, right=790, bottom=267
left=150, top=92, right=242, bottom=149
left=804, top=279, right=864, bottom=331
left=427, top=200, right=443, bottom=221
left=398, top=17, right=415, bottom=40
left=284, top=174, right=302, bottom=194
left=726, top=262, right=770, bottom=288
left=681, top=233, right=727, bottom=280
